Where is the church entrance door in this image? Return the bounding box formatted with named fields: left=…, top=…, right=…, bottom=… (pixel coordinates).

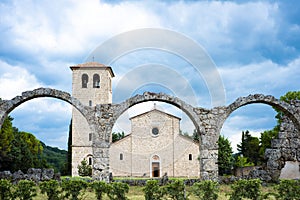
left=152, top=162, right=160, bottom=177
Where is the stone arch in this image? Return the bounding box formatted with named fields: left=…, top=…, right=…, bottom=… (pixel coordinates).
left=223, top=94, right=300, bottom=131
left=112, top=92, right=206, bottom=136
left=0, top=87, right=90, bottom=129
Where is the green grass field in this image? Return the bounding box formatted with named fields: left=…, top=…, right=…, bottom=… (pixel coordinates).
left=33, top=184, right=277, bottom=200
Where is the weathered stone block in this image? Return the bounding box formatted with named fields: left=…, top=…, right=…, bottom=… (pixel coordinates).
left=267, top=160, right=279, bottom=170
left=271, top=139, right=289, bottom=148
left=41, top=168, right=54, bottom=181
left=265, top=149, right=281, bottom=160
left=249, top=169, right=272, bottom=182
left=201, top=150, right=218, bottom=159
left=290, top=138, right=300, bottom=149
left=202, top=158, right=218, bottom=171
left=281, top=148, right=297, bottom=161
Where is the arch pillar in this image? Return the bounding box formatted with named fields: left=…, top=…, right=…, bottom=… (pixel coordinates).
left=90, top=104, right=117, bottom=182
left=194, top=106, right=227, bottom=181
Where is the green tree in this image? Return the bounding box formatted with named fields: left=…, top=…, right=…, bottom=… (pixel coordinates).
left=276, top=91, right=300, bottom=127
left=112, top=132, right=125, bottom=142
left=0, top=116, right=14, bottom=170
left=8, top=129, right=35, bottom=172
left=237, top=130, right=260, bottom=165
left=218, top=135, right=233, bottom=175
left=259, top=128, right=279, bottom=162
left=192, top=129, right=199, bottom=142
left=234, top=155, right=254, bottom=168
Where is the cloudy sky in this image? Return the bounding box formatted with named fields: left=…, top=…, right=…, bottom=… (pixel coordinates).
left=0, top=0, right=299, bottom=151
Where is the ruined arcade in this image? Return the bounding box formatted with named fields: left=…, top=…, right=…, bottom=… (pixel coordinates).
left=0, top=62, right=300, bottom=182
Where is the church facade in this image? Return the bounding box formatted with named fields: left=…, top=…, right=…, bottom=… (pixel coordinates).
left=70, top=62, right=199, bottom=177
left=110, top=108, right=200, bottom=177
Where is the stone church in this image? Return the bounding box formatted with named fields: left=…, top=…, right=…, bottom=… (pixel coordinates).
left=110, top=108, right=200, bottom=177
left=70, top=62, right=199, bottom=177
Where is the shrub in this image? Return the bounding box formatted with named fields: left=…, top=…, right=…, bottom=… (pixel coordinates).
left=143, top=180, right=164, bottom=200
left=15, top=180, right=37, bottom=200
left=107, top=182, right=129, bottom=200
left=275, top=179, right=300, bottom=200
left=192, top=180, right=219, bottom=200
left=77, top=159, right=92, bottom=177
left=228, top=179, right=262, bottom=200
left=61, top=179, right=88, bottom=200
left=0, top=179, right=14, bottom=200
left=39, top=180, right=60, bottom=200
left=91, top=181, right=107, bottom=200
left=164, top=179, right=188, bottom=200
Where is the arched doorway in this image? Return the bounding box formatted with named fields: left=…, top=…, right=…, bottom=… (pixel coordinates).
left=151, top=154, right=161, bottom=178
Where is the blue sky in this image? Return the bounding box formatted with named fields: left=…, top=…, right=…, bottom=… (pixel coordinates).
left=0, top=0, right=299, bottom=151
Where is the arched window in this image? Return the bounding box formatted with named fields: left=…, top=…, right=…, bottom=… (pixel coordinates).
left=82, top=74, right=88, bottom=88
left=120, top=153, right=123, bottom=160
left=93, top=74, right=100, bottom=88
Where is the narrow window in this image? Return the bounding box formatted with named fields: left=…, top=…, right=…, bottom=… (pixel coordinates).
left=82, top=74, right=88, bottom=88
left=93, top=74, right=100, bottom=88
left=189, top=154, right=192, bottom=161
left=88, top=157, right=92, bottom=165
left=89, top=133, right=92, bottom=141
left=109, top=78, right=112, bottom=92
left=120, top=153, right=123, bottom=160
left=89, top=100, right=92, bottom=106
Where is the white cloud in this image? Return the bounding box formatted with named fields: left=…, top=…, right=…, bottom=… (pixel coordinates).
left=0, top=60, right=43, bottom=99
left=1, top=0, right=162, bottom=59
left=219, top=57, right=300, bottom=103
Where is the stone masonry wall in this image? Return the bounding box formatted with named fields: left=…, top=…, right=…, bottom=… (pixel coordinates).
left=265, top=115, right=300, bottom=180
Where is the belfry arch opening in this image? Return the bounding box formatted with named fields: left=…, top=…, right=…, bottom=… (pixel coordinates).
left=110, top=101, right=200, bottom=178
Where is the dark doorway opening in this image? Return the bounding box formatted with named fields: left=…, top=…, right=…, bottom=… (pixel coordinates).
left=152, top=162, right=160, bottom=177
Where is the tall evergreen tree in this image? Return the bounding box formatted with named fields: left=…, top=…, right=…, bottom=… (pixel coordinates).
left=237, top=130, right=260, bottom=165
left=192, top=129, right=199, bottom=142
left=218, top=135, right=233, bottom=175
left=67, top=119, right=72, bottom=175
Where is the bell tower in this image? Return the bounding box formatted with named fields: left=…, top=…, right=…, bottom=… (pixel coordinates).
left=70, top=62, right=114, bottom=176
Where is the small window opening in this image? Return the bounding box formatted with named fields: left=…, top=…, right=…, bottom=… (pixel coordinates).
left=89, top=133, right=92, bottom=141
left=189, top=154, right=192, bottom=161
left=120, top=153, right=123, bottom=160
left=82, top=74, right=88, bottom=88
left=89, top=100, right=92, bottom=106
left=88, top=157, right=92, bottom=165
left=93, top=74, right=100, bottom=88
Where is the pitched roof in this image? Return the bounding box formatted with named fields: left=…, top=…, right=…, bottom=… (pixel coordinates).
left=70, top=62, right=115, bottom=77
left=129, top=108, right=181, bottom=120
